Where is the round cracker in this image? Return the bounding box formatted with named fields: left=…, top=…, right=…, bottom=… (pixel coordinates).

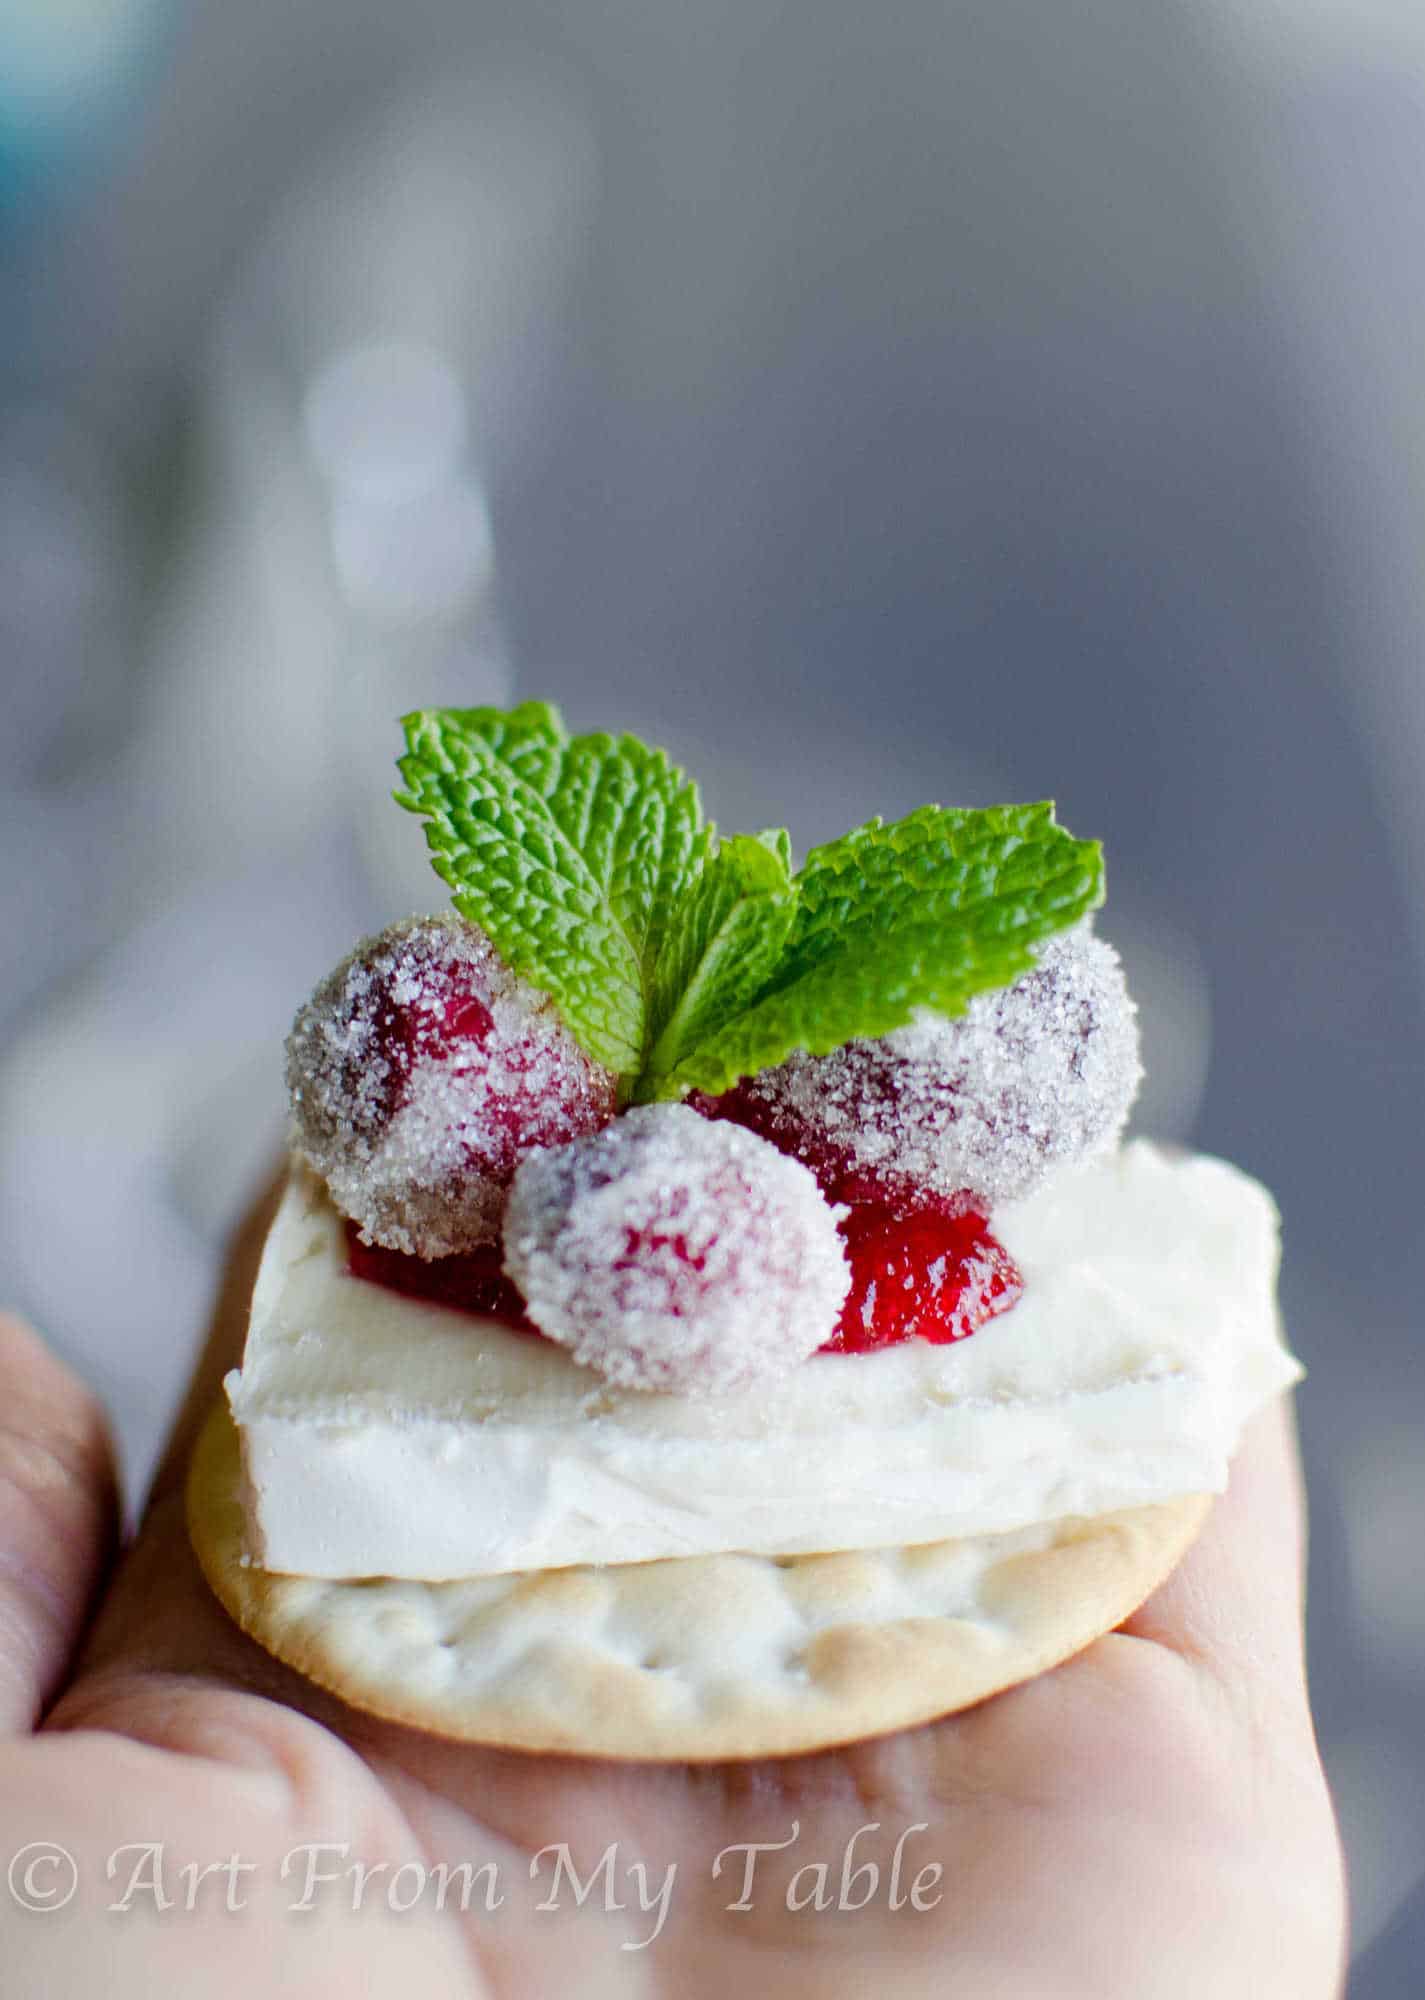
left=188, top=1401, right=1210, bottom=1760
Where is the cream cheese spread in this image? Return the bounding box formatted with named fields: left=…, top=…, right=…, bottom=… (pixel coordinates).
left=225, top=1142, right=1299, bottom=1579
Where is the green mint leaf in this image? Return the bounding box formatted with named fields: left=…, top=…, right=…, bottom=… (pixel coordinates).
left=637, top=833, right=798, bottom=1096
left=541, top=733, right=712, bottom=985
left=749, top=825, right=794, bottom=873
left=395, top=706, right=711, bottom=1075
left=425, top=699, right=568, bottom=781
left=650, top=803, right=1103, bottom=1099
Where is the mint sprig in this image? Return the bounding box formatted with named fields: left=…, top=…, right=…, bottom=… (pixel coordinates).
left=395, top=706, right=1105, bottom=1099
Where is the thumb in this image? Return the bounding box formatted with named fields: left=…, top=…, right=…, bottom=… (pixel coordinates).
left=0, top=1313, right=119, bottom=1733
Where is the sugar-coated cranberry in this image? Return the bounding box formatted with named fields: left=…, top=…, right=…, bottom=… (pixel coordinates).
left=501, top=1104, right=850, bottom=1394
left=287, top=915, right=618, bottom=1258
left=698, top=925, right=1141, bottom=1212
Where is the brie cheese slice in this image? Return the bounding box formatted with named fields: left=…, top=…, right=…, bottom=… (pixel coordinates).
left=225, top=1142, right=1298, bottom=1579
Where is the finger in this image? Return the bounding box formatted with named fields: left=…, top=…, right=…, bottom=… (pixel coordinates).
left=58, top=1168, right=292, bottom=1695
left=0, top=1312, right=119, bottom=1733
left=1118, top=1393, right=1309, bottom=1692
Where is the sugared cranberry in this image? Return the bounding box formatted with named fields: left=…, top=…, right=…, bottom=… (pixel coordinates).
left=287, top=915, right=618, bottom=1258
left=823, top=1199, right=1021, bottom=1353
left=501, top=1104, right=851, bottom=1394
left=697, top=926, right=1142, bottom=1212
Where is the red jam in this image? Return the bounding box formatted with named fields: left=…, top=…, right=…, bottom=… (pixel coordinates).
left=826, top=1199, right=1021, bottom=1353
left=346, top=1198, right=1021, bottom=1357
left=344, top=1221, right=536, bottom=1335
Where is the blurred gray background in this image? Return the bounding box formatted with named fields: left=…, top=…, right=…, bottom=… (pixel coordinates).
left=0, top=0, right=1421, bottom=1986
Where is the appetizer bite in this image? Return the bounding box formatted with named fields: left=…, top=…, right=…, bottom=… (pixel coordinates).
left=188, top=704, right=1298, bottom=1757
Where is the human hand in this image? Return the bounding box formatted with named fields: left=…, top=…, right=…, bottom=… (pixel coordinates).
left=0, top=1181, right=1346, bottom=1997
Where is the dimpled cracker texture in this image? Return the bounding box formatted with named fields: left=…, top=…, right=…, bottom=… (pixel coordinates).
left=188, top=1403, right=1210, bottom=1760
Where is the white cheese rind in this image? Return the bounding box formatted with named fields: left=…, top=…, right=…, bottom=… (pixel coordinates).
left=225, top=1143, right=1300, bottom=1579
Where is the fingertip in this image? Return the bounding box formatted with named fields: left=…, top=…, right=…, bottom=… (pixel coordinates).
left=0, top=1311, right=121, bottom=1734
left=0, top=1311, right=120, bottom=1489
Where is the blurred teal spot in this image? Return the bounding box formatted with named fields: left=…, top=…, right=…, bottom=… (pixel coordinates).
left=0, top=0, right=172, bottom=221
